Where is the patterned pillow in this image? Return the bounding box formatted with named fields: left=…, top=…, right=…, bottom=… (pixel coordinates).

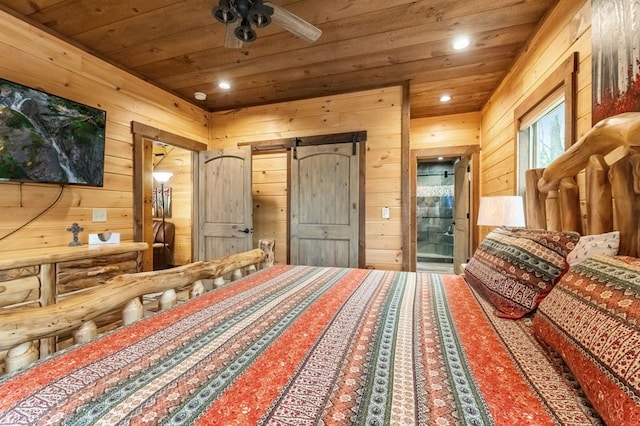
left=464, top=227, right=579, bottom=319
left=566, top=231, right=620, bottom=266
left=533, top=255, right=640, bottom=424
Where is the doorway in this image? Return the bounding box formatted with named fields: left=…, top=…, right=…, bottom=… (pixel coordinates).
left=410, top=145, right=479, bottom=273
left=150, top=141, right=192, bottom=270
left=416, top=160, right=455, bottom=273
left=132, top=122, right=208, bottom=271
left=196, top=146, right=253, bottom=261
left=289, top=142, right=362, bottom=267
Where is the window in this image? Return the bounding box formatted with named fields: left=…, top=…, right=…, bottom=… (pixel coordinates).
left=514, top=53, right=578, bottom=198
left=517, top=92, right=566, bottom=195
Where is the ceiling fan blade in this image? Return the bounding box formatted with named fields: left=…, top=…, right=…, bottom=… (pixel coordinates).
left=264, top=2, right=321, bottom=43
left=224, top=23, right=243, bottom=48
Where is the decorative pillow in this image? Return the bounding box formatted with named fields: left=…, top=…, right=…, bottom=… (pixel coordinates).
left=464, top=227, right=579, bottom=319
left=566, top=231, right=620, bottom=266
left=532, top=255, right=640, bottom=424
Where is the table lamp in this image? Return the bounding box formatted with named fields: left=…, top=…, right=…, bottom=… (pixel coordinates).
left=477, top=195, right=525, bottom=227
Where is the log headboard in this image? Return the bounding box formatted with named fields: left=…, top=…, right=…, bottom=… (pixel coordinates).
left=525, top=112, right=640, bottom=257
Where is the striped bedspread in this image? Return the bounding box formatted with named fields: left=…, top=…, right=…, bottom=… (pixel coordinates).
left=0, top=265, right=600, bottom=425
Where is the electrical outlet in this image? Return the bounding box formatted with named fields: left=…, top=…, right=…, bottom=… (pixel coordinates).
left=381, top=206, right=390, bottom=219
left=92, top=208, right=107, bottom=222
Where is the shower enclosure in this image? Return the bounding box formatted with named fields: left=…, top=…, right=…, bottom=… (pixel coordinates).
left=416, top=161, right=455, bottom=271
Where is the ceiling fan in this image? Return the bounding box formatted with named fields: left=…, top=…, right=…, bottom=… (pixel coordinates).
left=212, top=0, right=322, bottom=48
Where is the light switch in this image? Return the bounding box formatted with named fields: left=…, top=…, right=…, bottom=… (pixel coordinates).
left=92, top=208, right=107, bottom=222
left=381, top=206, right=390, bottom=219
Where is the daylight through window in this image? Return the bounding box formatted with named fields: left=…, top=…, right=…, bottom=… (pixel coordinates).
left=517, top=90, right=565, bottom=195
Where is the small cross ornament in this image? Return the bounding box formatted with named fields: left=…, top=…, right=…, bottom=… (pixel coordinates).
left=67, top=222, right=84, bottom=247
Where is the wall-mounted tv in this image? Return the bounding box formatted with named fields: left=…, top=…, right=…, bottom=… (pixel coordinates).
left=0, top=78, right=106, bottom=187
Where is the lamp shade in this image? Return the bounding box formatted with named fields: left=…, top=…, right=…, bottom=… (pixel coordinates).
left=153, top=172, right=173, bottom=183
left=477, top=196, right=525, bottom=227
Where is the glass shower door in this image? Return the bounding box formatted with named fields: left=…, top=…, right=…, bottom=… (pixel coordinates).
left=416, top=161, right=454, bottom=273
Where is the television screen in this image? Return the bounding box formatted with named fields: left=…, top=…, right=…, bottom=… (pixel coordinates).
left=0, top=78, right=106, bottom=187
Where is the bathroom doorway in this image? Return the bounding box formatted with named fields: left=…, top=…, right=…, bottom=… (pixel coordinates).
left=410, top=145, right=479, bottom=273
left=416, top=159, right=456, bottom=273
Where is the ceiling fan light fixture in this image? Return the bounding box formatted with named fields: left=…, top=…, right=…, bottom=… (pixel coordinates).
left=248, top=2, right=274, bottom=28
left=215, top=0, right=321, bottom=46
left=235, top=17, right=257, bottom=42
left=249, top=11, right=271, bottom=28
left=213, top=0, right=238, bottom=24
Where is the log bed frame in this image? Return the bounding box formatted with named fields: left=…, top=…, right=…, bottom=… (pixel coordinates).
left=0, top=244, right=273, bottom=374
left=0, top=112, right=639, bottom=374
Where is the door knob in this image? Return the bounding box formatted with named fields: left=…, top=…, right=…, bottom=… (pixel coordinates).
left=238, top=228, right=251, bottom=234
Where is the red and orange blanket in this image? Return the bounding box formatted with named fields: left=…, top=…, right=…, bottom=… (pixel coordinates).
left=0, top=265, right=599, bottom=425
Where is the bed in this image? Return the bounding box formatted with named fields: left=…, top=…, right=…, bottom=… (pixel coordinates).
left=1, top=113, right=639, bottom=425
left=0, top=265, right=600, bottom=425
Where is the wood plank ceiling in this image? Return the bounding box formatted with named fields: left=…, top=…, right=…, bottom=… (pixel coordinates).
left=0, top=0, right=558, bottom=118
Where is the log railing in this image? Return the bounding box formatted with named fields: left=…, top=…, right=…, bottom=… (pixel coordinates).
left=0, top=247, right=272, bottom=373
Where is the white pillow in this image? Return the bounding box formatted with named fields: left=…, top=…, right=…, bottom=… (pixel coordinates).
left=566, top=231, right=620, bottom=266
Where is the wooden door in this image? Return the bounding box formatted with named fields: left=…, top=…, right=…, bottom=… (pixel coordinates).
left=453, top=156, right=471, bottom=274
left=290, top=143, right=359, bottom=267
left=196, top=146, right=252, bottom=261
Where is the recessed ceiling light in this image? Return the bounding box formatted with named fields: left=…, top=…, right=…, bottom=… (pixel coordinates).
left=438, top=157, right=444, bottom=161
left=218, top=81, right=231, bottom=90
left=194, top=91, right=207, bottom=100
left=440, top=94, right=451, bottom=103
left=452, top=35, right=470, bottom=50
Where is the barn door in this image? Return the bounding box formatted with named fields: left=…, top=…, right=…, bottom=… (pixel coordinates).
left=290, top=143, right=359, bottom=267
left=453, top=156, right=471, bottom=274
left=197, top=146, right=252, bottom=261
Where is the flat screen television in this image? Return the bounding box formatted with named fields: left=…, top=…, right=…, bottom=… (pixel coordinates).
left=0, top=78, right=106, bottom=187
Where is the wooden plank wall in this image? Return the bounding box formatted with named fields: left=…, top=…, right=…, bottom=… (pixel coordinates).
left=410, top=112, right=481, bottom=259
left=411, top=112, right=481, bottom=150
left=251, top=152, right=288, bottom=265
left=480, top=0, right=592, bottom=240
left=0, top=0, right=593, bottom=265
left=152, top=147, right=193, bottom=266
left=210, top=87, right=404, bottom=270
left=0, top=10, right=208, bottom=253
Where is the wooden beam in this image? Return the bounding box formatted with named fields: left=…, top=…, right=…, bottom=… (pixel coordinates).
left=559, top=177, right=582, bottom=234
left=401, top=81, right=411, bottom=271
left=585, top=155, right=613, bottom=235
left=524, top=168, right=546, bottom=229
left=131, top=122, right=208, bottom=152
left=133, top=134, right=154, bottom=271
left=359, top=139, right=367, bottom=270
left=609, top=154, right=640, bottom=257
left=237, top=131, right=368, bottom=152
